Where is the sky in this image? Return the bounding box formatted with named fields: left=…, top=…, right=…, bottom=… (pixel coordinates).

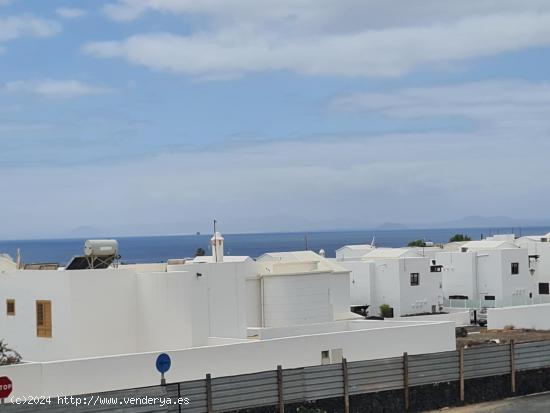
left=1, top=0, right=550, bottom=239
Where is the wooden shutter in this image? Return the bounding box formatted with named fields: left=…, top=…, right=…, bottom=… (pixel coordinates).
left=36, top=300, right=52, bottom=338
left=6, top=299, right=15, bottom=316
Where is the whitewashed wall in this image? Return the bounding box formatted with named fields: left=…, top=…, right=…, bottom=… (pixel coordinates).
left=437, top=252, right=476, bottom=299
left=394, top=311, right=470, bottom=326
left=262, top=273, right=333, bottom=327
left=339, top=260, right=375, bottom=307
left=0, top=320, right=455, bottom=399
left=488, top=303, right=550, bottom=330
left=1, top=270, right=74, bottom=361
left=517, top=239, right=550, bottom=284
left=397, top=257, right=442, bottom=316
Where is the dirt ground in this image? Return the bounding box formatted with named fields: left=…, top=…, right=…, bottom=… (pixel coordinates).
left=456, top=327, right=550, bottom=348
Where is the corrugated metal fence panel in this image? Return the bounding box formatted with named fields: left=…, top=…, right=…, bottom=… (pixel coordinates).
left=303, top=363, right=344, bottom=401
left=282, top=367, right=306, bottom=403
left=348, top=357, right=404, bottom=395
left=174, top=379, right=207, bottom=413
left=516, top=341, right=550, bottom=371
left=2, top=386, right=169, bottom=413
left=211, top=370, right=278, bottom=412
left=464, top=345, right=511, bottom=380
left=409, top=351, right=459, bottom=386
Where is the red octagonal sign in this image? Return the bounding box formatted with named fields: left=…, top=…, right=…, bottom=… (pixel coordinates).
left=0, top=376, right=13, bottom=399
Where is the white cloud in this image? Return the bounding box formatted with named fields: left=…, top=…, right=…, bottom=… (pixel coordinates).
left=56, top=7, right=86, bottom=19
left=88, top=1, right=550, bottom=78
left=2, top=129, right=550, bottom=238
left=330, top=80, right=550, bottom=135
left=0, top=14, right=60, bottom=42
left=5, top=79, right=112, bottom=98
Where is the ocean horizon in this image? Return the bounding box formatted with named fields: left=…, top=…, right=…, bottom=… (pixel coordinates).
left=2, top=226, right=549, bottom=266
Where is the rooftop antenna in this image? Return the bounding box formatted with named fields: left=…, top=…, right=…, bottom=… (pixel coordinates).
left=304, top=234, right=308, bottom=251
left=371, top=236, right=376, bottom=247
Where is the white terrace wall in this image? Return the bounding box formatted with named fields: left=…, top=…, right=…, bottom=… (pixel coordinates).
left=0, top=321, right=455, bottom=399
left=394, top=311, right=470, bottom=327
left=488, top=303, right=550, bottom=330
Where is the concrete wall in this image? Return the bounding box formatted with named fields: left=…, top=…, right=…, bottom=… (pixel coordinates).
left=340, top=260, right=374, bottom=307
left=262, top=273, right=333, bottom=327
left=177, top=260, right=252, bottom=339
left=0, top=320, right=455, bottom=399
left=517, top=239, right=550, bottom=284
left=397, top=257, right=442, bottom=316
left=69, top=270, right=138, bottom=358
left=369, top=260, right=401, bottom=316
left=488, top=303, right=550, bottom=330
left=394, top=311, right=470, bottom=326
left=245, top=277, right=262, bottom=327
left=1, top=270, right=74, bottom=362
left=438, top=248, right=534, bottom=307
left=0, top=262, right=251, bottom=362
left=437, top=251, right=476, bottom=299
left=343, top=257, right=441, bottom=317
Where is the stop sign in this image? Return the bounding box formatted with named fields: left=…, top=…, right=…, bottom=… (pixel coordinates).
left=0, top=376, right=12, bottom=399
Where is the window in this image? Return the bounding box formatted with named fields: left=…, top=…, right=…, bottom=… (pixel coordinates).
left=540, top=283, right=550, bottom=295
left=6, top=299, right=15, bottom=316
left=511, top=262, right=519, bottom=275
left=430, top=265, right=442, bottom=273
left=449, top=295, right=469, bottom=300
left=484, top=295, right=496, bottom=301
left=410, top=273, right=420, bottom=286
left=36, top=300, right=52, bottom=338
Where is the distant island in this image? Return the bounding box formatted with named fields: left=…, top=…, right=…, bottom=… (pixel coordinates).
left=375, top=222, right=409, bottom=230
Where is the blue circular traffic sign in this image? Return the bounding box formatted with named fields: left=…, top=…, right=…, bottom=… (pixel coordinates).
left=156, top=353, right=171, bottom=374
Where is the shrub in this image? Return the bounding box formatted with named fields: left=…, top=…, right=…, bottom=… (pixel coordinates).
left=379, top=304, right=393, bottom=318
left=407, top=239, right=426, bottom=247
left=449, top=234, right=472, bottom=242
left=0, top=339, right=21, bottom=365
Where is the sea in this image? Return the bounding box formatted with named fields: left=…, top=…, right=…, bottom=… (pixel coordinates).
left=1, top=226, right=550, bottom=266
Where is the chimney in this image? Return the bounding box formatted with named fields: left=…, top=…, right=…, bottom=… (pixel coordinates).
left=211, top=232, right=224, bottom=263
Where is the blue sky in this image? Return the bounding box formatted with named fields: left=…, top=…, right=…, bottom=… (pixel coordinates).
left=1, top=0, right=550, bottom=238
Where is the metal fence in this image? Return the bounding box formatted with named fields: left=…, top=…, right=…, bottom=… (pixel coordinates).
left=5, top=339, right=550, bottom=413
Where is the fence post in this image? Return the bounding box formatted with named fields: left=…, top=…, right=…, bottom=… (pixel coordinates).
left=403, top=352, right=410, bottom=410
left=277, top=365, right=285, bottom=413
left=459, top=347, right=465, bottom=402
left=206, top=373, right=213, bottom=413
left=342, top=358, right=350, bottom=413
left=510, top=340, right=516, bottom=394
left=178, top=382, right=182, bottom=413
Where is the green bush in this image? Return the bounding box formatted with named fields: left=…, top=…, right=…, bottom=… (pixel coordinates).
left=449, top=234, right=472, bottom=242
left=407, top=239, right=426, bottom=247
left=379, top=304, right=393, bottom=318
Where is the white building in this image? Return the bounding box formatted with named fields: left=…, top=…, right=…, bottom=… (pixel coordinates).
left=516, top=233, right=550, bottom=299
left=335, top=244, right=375, bottom=261
left=436, top=239, right=535, bottom=307
left=337, top=247, right=444, bottom=317
left=0, top=240, right=358, bottom=362
left=0, top=237, right=457, bottom=399
left=0, top=253, right=16, bottom=273
left=252, top=251, right=356, bottom=327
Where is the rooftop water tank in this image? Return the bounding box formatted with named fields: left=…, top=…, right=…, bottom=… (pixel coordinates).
left=84, top=239, right=119, bottom=257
